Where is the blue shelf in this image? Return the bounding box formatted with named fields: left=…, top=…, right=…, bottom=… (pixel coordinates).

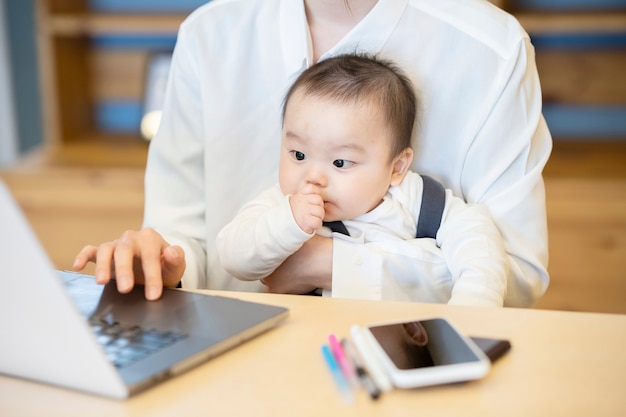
left=91, top=34, right=177, bottom=51
left=511, top=0, right=626, bottom=11
left=544, top=105, right=626, bottom=139
left=88, top=0, right=210, bottom=13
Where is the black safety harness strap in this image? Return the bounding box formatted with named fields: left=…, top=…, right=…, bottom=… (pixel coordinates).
left=323, top=175, right=445, bottom=239
left=415, top=175, right=445, bottom=239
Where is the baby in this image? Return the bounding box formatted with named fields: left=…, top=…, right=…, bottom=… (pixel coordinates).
left=217, top=54, right=507, bottom=307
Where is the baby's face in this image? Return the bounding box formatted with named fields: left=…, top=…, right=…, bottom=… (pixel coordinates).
left=279, top=90, right=405, bottom=222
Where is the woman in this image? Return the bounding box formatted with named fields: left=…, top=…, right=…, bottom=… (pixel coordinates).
left=74, top=0, right=551, bottom=307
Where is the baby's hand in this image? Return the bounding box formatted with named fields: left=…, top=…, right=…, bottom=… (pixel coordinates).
left=289, top=184, right=325, bottom=234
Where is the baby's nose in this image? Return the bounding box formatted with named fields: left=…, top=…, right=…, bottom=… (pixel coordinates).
left=306, top=168, right=328, bottom=187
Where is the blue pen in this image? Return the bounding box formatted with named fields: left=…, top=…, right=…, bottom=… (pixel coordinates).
left=321, top=344, right=354, bottom=404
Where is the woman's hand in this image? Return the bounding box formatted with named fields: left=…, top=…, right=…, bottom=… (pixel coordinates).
left=73, top=228, right=185, bottom=300
left=261, top=234, right=333, bottom=294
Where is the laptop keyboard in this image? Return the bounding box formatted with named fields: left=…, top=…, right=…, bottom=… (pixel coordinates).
left=89, top=315, right=188, bottom=368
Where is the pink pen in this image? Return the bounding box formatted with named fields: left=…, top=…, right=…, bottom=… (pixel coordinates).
left=328, top=334, right=356, bottom=385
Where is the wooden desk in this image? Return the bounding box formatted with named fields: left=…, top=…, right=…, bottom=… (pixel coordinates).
left=1, top=291, right=624, bottom=416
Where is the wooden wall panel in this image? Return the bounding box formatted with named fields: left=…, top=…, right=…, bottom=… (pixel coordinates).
left=90, top=49, right=148, bottom=101
left=53, top=36, right=93, bottom=142
left=537, top=50, right=626, bottom=105
left=47, top=0, right=87, bottom=14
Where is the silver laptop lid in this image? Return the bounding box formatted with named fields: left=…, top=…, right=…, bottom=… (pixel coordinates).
left=0, top=180, right=127, bottom=398
left=0, top=180, right=289, bottom=398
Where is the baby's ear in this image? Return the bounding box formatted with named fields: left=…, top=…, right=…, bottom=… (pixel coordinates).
left=390, top=147, right=414, bottom=186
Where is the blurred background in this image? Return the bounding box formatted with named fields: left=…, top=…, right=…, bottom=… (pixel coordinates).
left=1, top=0, right=625, bottom=313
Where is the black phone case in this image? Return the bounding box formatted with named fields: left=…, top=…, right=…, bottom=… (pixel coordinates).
left=470, top=337, right=511, bottom=363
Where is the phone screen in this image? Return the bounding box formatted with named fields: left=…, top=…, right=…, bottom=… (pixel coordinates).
left=368, top=318, right=482, bottom=370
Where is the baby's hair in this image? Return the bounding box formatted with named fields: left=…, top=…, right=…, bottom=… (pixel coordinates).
left=282, top=53, right=418, bottom=160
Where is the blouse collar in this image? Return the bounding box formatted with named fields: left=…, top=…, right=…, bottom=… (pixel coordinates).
left=280, top=0, right=409, bottom=77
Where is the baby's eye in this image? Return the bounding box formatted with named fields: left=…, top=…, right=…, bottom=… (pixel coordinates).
left=333, top=159, right=354, bottom=169
left=290, top=150, right=306, bottom=161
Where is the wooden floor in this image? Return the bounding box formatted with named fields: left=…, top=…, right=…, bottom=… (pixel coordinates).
left=1, top=140, right=625, bottom=314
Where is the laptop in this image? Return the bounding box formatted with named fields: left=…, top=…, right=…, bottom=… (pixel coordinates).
left=0, top=180, right=289, bottom=399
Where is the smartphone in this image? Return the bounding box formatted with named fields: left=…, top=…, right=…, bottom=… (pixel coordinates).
left=470, top=336, right=511, bottom=363
left=351, top=318, right=491, bottom=389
